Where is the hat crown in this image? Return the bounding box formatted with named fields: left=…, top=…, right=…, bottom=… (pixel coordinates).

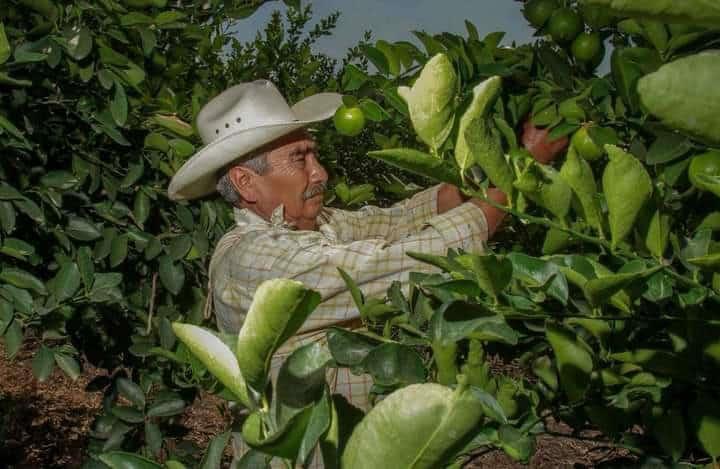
left=196, top=80, right=298, bottom=145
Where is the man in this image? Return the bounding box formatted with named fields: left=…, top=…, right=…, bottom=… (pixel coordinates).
left=168, top=80, right=565, bottom=465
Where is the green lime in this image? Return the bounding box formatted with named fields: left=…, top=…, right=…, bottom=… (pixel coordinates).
left=547, top=8, right=584, bottom=43
left=523, top=0, right=559, bottom=28
left=333, top=105, right=366, bottom=137
left=559, top=99, right=586, bottom=122
left=581, top=4, right=614, bottom=30
left=571, top=32, right=602, bottom=62
left=571, top=126, right=603, bottom=161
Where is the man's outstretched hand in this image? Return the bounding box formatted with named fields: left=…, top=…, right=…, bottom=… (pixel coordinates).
left=436, top=118, right=569, bottom=239
left=521, top=119, right=569, bottom=165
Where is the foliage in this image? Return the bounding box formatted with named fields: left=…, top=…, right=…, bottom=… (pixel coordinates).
left=6, top=0, right=720, bottom=467
left=321, top=0, right=720, bottom=465
left=0, top=0, right=393, bottom=465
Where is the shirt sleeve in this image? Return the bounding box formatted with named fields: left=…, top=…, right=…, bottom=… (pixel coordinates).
left=210, top=201, right=487, bottom=334
left=326, top=184, right=441, bottom=243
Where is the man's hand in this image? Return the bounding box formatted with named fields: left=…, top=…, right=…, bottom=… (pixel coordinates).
left=468, top=188, right=508, bottom=239
left=437, top=184, right=508, bottom=239
left=521, top=120, right=569, bottom=165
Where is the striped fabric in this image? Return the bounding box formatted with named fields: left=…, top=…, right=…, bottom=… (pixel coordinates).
left=209, top=184, right=488, bottom=468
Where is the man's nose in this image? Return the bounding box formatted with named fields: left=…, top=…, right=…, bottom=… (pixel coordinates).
left=306, top=154, right=327, bottom=183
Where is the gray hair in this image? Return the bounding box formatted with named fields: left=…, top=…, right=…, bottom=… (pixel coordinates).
left=216, top=150, right=270, bottom=206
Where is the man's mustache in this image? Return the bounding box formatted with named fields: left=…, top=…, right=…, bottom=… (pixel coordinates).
left=303, top=182, right=327, bottom=200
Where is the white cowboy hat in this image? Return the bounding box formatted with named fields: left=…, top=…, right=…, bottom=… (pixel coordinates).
left=167, top=79, right=342, bottom=201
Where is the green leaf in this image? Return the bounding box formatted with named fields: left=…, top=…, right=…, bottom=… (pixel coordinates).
left=560, top=146, right=602, bottom=232
left=144, top=421, right=162, bottom=458
left=150, top=114, right=194, bottom=137
left=515, top=163, right=573, bottom=220
left=362, top=343, right=425, bottom=387
left=109, top=235, right=128, bottom=268
left=1, top=237, right=35, bottom=260
left=171, top=323, right=250, bottom=407
left=583, top=264, right=662, bottom=307
left=169, top=138, right=195, bottom=158
left=651, top=409, right=686, bottom=462
left=0, top=268, right=47, bottom=295
left=0, top=201, right=16, bottom=233
left=367, top=148, right=462, bottom=186
left=112, top=406, right=144, bottom=423
left=687, top=252, right=720, bottom=270
left=341, top=64, right=368, bottom=92
left=453, top=253, right=513, bottom=300
left=242, top=407, right=312, bottom=460
left=32, top=345, right=55, bottom=381
left=690, top=394, right=720, bottom=458
left=583, top=0, right=720, bottom=27
left=430, top=300, right=518, bottom=346
left=236, top=279, right=320, bottom=393
left=66, top=217, right=101, bottom=241
left=146, top=399, right=185, bottom=418
left=199, top=431, right=231, bottom=469
left=51, top=262, right=81, bottom=302
left=4, top=319, right=22, bottom=359
left=158, top=256, right=184, bottom=295
left=454, top=77, right=512, bottom=192
left=497, top=425, right=535, bottom=462
left=275, top=342, right=333, bottom=424
left=507, top=252, right=569, bottom=304
left=0, top=23, right=10, bottom=65
left=360, top=44, right=389, bottom=75
left=77, top=246, right=94, bottom=291
left=638, top=50, right=720, bottom=144
left=116, top=377, right=146, bottom=408
left=54, top=353, right=80, bottom=380
left=358, top=98, right=390, bottom=122
left=326, top=327, right=379, bottom=367
left=603, top=145, right=653, bottom=249
left=99, top=451, right=163, bottom=469
left=397, top=53, right=457, bottom=152
left=546, top=321, right=593, bottom=402
left=65, top=26, right=93, bottom=61
left=111, top=82, right=128, bottom=127
left=642, top=209, right=670, bottom=259
left=0, top=300, right=12, bottom=335
left=341, top=382, right=485, bottom=469
left=646, top=133, right=693, bottom=165
left=297, top=392, right=332, bottom=466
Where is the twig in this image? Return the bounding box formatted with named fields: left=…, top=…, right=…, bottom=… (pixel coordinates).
left=146, top=272, right=158, bottom=335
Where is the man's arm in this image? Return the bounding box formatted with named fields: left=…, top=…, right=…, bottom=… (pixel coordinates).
left=437, top=119, right=568, bottom=239
left=213, top=201, right=489, bottom=334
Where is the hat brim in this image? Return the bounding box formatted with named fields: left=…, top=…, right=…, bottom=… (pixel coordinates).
left=168, top=92, right=342, bottom=201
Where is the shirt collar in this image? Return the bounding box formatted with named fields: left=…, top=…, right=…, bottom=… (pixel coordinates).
left=234, top=204, right=295, bottom=229
left=233, top=204, right=339, bottom=243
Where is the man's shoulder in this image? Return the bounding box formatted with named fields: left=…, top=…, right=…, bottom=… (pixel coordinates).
left=209, top=225, right=271, bottom=269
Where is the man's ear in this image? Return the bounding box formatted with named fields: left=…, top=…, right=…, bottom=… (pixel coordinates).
left=227, top=166, right=258, bottom=203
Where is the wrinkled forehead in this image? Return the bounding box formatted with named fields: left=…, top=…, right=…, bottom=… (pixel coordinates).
left=266, top=130, right=317, bottom=159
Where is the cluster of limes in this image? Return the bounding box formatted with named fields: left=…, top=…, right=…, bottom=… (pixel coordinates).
left=523, top=0, right=613, bottom=66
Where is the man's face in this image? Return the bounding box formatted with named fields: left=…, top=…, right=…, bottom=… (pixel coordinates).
left=249, top=131, right=328, bottom=230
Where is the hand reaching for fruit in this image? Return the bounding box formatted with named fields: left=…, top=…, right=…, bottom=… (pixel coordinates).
left=521, top=119, right=569, bottom=165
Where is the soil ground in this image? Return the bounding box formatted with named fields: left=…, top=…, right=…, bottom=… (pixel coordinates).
left=1, top=341, right=630, bottom=469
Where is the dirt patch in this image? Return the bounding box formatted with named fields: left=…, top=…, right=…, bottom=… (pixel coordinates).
left=0, top=340, right=104, bottom=468
left=0, top=340, right=233, bottom=468
left=467, top=419, right=633, bottom=468
left=1, top=340, right=631, bottom=469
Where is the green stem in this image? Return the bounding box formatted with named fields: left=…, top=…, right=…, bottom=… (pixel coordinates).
left=464, top=187, right=720, bottom=305
left=463, top=187, right=612, bottom=250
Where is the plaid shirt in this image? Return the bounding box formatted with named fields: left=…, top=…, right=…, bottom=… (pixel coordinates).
left=211, top=184, right=488, bottom=467
left=210, top=184, right=488, bottom=338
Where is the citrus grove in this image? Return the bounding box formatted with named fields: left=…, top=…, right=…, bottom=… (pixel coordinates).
left=2, top=0, right=720, bottom=468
